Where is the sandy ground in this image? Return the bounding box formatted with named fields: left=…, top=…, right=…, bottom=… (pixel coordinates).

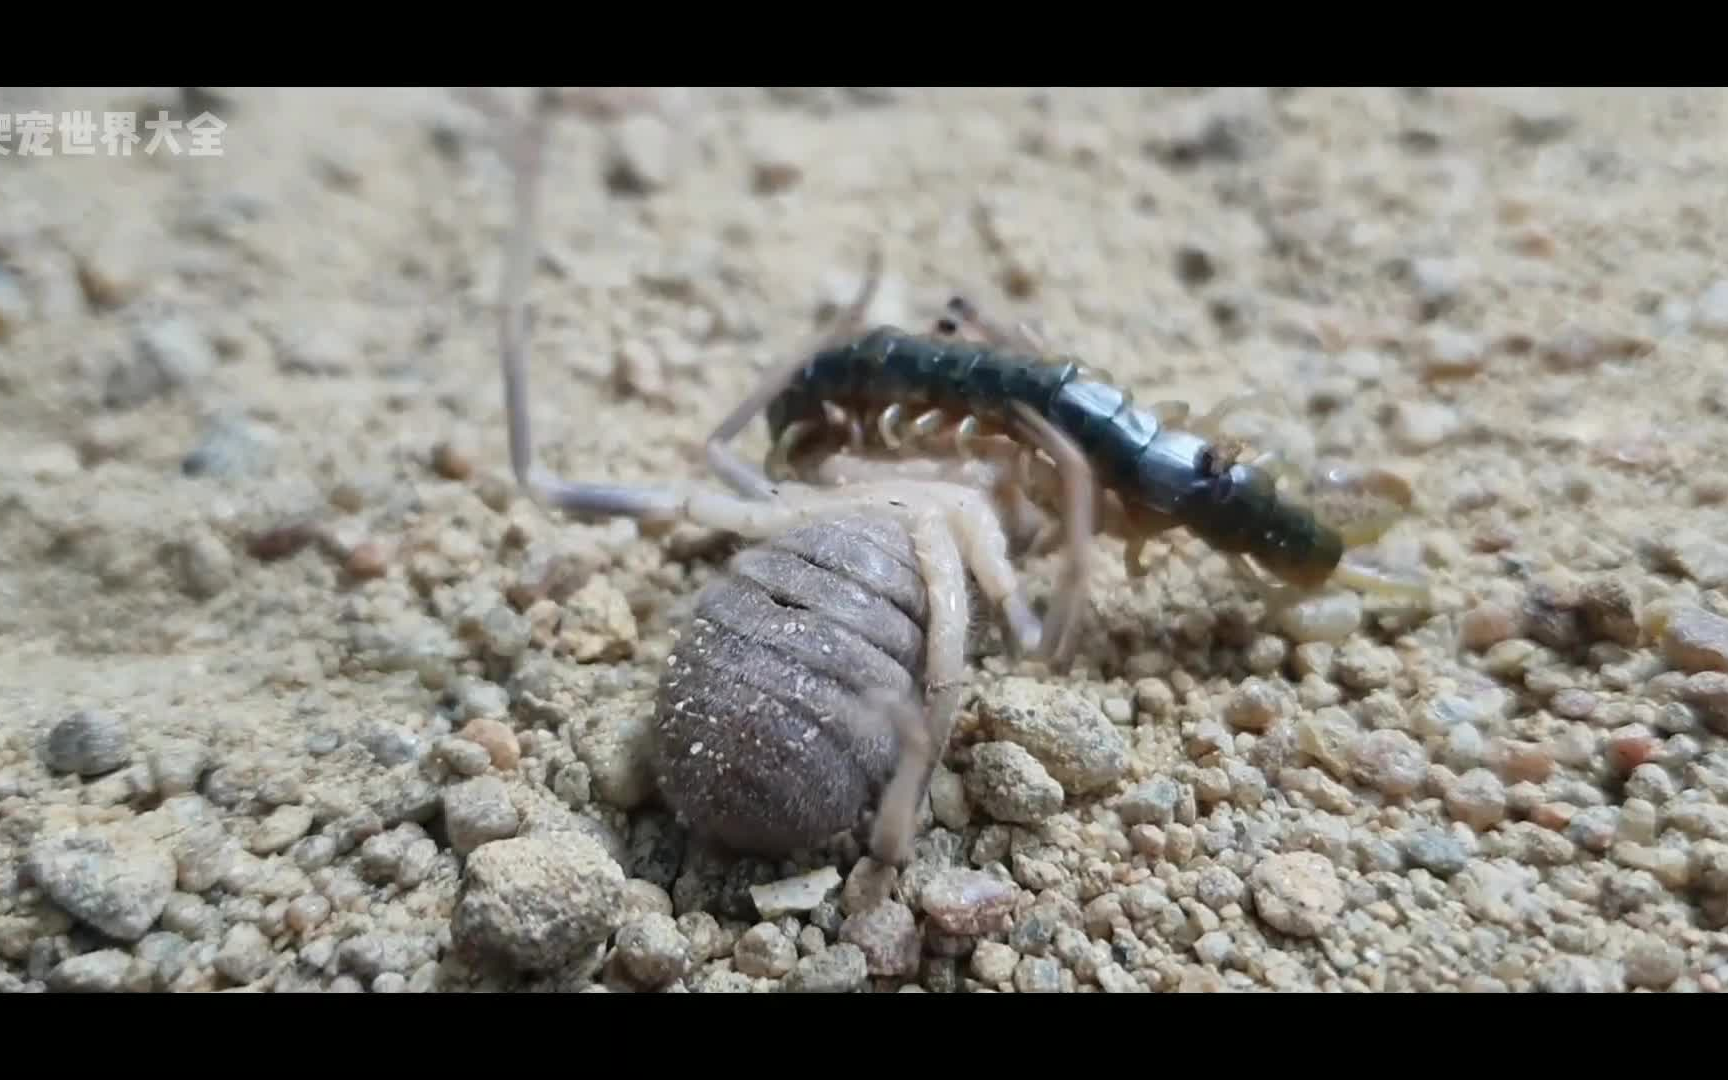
left=3, top=86, right=1728, bottom=992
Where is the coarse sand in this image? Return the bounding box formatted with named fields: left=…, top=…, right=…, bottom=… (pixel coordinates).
left=2, top=86, right=1727, bottom=992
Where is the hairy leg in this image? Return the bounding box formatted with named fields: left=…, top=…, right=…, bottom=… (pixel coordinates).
left=704, top=252, right=884, bottom=500
left=1007, top=402, right=1097, bottom=670
left=867, top=507, right=969, bottom=867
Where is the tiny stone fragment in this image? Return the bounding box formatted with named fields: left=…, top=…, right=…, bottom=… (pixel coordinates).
left=785, top=942, right=868, bottom=993
left=1691, top=279, right=1728, bottom=338
left=1390, top=401, right=1460, bottom=451
left=613, top=912, right=690, bottom=988
left=442, top=776, right=520, bottom=856
left=248, top=805, right=314, bottom=855
left=1277, top=591, right=1362, bottom=643
left=749, top=866, right=841, bottom=919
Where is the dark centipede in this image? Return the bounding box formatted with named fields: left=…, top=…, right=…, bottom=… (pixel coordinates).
left=763, top=326, right=1365, bottom=591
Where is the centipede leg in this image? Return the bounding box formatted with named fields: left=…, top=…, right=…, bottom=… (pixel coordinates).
left=704, top=252, right=884, bottom=499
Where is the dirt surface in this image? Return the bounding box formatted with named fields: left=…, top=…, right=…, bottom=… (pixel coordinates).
left=3, top=86, right=1728, bottom=992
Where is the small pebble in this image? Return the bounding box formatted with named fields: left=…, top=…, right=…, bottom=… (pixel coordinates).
left=457, top=716, right=520, bottom=771
left=215, top=923, right=272, bottom=984
left=1118, top=777, right=1181, bottom=826
left=975, top=677, right=1130, bottom=792
left=248, top=805, right=314, bottom=855
left=1351, top=729, right=1427, bottom=797
left=344, top=541, right=389, bottom=579
left=920, top=869, right=1018, bottom=935
left=442, top=776, right=519, bottom=856
left=451, top=834, right=625, bottom=972
left=1013, top=955, right=1064, bottom=993
left=1403, top=828, right=1468, bottom=877
left=785, top=943, right=867, bottom=993
left=734, top=923, right=797, bottom=978
left=1606, top=725, right=1661, bottom=775
left=750, top=867, right=841, bottom=920
left=613, top=912, right=690, bottom=988
left=971, top=940, right=1019, bottom=985
left=1249, top=852, right=1344, bottom=938
left=1460, top=603, right=1518, bottom=651
left=1278, top=591, right=1362, bottom=644
left=838, top=901, right=919, bottom=977
left=1661, top=605, right=1728, bottom=673
left=49, top=949, right=140, bottom=993
left=43, top=709, right=130, bottom=776
left=25, top=825, right=175, bottom=942
left=1624, top=762, right=1676, bottom=805
left=1224, top=677, right=1284, bottom=732
left=430, top=442, right=472, bottom=481
left=1390, top=401, right=1460, bottom=451
left=1419, top=327, right=1486, bottom=380
left=436, top=736, right=492, bottom=777
left=1406, top=256, right=1469, bottom=316
left=965, top=742, right=1064, bottom=824
left=1579, top=578, right=1640, bottom=646
left=1624, top=936, right=1683, bottom=989
left=286, top=894, right=330, bottom=935
left=1445, top=769, right=1507, bottom=829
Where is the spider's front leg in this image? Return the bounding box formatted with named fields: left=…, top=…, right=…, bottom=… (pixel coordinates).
left=702, top=252, right=886, bottom=500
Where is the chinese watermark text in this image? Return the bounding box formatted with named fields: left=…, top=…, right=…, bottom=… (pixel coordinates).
left=0, top=110, right=226, bottom=157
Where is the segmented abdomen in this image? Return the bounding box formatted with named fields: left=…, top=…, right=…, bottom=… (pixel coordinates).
left=651, top=514, right=927, bottom=857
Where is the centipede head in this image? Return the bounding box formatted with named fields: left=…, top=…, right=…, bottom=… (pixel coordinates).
left=1180, top=455, right=1345, bottom=588
left=1172, top=447, right=1427, bottom=604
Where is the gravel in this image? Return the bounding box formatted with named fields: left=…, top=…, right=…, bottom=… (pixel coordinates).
left=965, top=742, right=1065, bottom=823
left=975, top=678, right=1130, bottom=792
left=0, top=87, right=1718, bottom=995
left=450, top=834, right=625, bottom=973
left=25, top=826, right=176, bottom=942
